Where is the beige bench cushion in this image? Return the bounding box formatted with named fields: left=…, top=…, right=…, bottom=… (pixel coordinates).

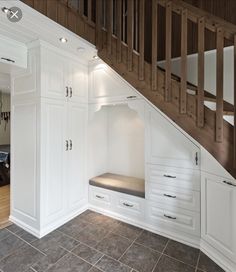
left=89, top=173, right=145, bottom=198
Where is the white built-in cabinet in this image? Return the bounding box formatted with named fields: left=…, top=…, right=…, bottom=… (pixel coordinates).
left=201, top=173, right=236, bottom=267
left=11, top=41, right=88, bottom=236
left=146, top=106, right=200, bottom=169
left=41, top=47, right=88, bottom=103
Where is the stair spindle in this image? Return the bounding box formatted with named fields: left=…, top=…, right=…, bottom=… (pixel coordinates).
left=152, top=0, right=158, bottom=90
left=116, top=0, right=122, bottom=62
left=127, top=0, right=134, bottom=71
left=216, top=27, right=224, bottom=142
left=96, top=0, right=103, bottom=51
left=234, top=35, right=236, bottom=168
left=139, top=0, right=145, bottom=80
left=197, top=17, right=205, bottom=127
left=107, top=0, right=113, bottom=55
left=180, top=8, right=187, bottom=113
left=79, top=0, right=84, bottom=16
left=165, top=1, right=172, bottom=101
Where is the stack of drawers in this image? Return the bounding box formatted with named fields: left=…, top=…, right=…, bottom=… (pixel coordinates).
left=145, top=164, right=201, bottom=239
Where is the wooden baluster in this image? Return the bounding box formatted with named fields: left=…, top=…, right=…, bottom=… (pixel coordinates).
left=79, top=0, right=84, bottom=16
left=96, top=0, right=103, bottom=51
left=152, top=0, right=158, bottom=90
left=116, top=0, right=122, bottom=62
left=234, top=35, right=236, bottom=167
left=180, top=9, right=187, bottom=113
left=216, top=27, right=224, bottom=142
left=107, top=0, right=113, bottom=55
left=165, top=1, right=172, bottom=101
left=139, top=0, right=145, bottom=80
left=88, top=0, right=92, bottom=23
left=197, top=17, right=205, bottom=127
left=127, top=0, right=134, bottom=71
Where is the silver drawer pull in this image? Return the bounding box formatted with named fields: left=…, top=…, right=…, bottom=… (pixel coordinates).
left=1, top=57, right=15, bottom=63
left=223, top=181, right=236, bottom=187
left=164, top=194, right=176, bottom=199
left=123, top=202, right=134, bottom=207
left=164, top=214, right=176, bottom=220
left=126, top=95, right=137, bottom=99
left=95, top=195, right=104, bottom=199
left=163, top=174, right=176, bottom=179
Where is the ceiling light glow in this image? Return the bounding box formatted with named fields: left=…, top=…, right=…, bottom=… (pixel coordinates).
left=59, top=37, right=68, bottom=43
left=2, top=7, right=9, bottom=13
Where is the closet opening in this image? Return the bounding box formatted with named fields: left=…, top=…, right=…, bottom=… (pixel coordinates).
left=88, top=103, right=145, bottom=198
left=0, top=71, right=11, bottom=228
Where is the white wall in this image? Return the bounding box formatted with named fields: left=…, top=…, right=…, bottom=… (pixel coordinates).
left=158, top=46, right=234, bottom=104
left=88, top=104, right=145, bottom=179
left=0, top=92, right=10, bottom=145
left=107, top=105, right=145, bottom=178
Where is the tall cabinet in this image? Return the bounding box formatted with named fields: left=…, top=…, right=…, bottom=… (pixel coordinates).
left=11, top=41, right=88, bottom=237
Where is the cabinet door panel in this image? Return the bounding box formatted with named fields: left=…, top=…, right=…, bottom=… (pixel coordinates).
left=201, top=174, right=236, bottom=262
left=69, top=62, right=88, bottom=103
left=42, top=99, right=67, bottom=224
left=67, top=103, right=87, bottom=210
left=146, top=106, right=200, bottom=169
left=41, top=48, right=66, bottom=100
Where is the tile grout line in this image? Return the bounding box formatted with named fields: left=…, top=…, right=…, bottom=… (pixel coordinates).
left=151, top=238, right=170, bottom=272
left=118, top=229, right=144, bottom=262
left=195, top=251, right=201, bottom=272
left=6, top=228, right=47, bottom=256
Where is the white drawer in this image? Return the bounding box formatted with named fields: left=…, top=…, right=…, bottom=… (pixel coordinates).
left=146, top=183, right=200, bottom=212
left=147, top=164, right=200, bottom=191
left=115, top=194, right=145, bottom=220
left=0, top=35, right=27, bottom=69
left=89, top=186, right=113, bottom=208
left=145, top=201, right=200, bottom=237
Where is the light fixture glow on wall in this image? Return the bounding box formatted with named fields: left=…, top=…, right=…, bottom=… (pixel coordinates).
left=59, top=37, right=68, bottom=43
left=1, top=7, right=9, bottom=14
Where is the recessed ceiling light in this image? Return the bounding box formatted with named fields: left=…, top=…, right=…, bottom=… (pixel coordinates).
left=93, top=55, right=98, bottom=59
left=59, top=37, right=68, bottom=43
left=2, top=7, right=9, bottom=13
left=77, top=47, right=85, bottom=52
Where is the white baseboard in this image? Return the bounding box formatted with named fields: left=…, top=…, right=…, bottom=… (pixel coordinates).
left=9, top=215, right=41, bottom=238
left=10, top=204, right=89, bottom=239
left=88, top=204, right=200, bottom=249
left=200, top=240, right=236, bottom=272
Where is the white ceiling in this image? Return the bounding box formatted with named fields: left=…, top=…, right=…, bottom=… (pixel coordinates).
left=0, top=0, right=97, bottom=61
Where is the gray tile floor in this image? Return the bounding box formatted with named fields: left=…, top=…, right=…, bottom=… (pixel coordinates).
left=0, top=210, right=225, bottom=272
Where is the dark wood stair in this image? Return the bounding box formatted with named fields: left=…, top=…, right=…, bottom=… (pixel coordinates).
left=21, top=0, right=236, bottom=178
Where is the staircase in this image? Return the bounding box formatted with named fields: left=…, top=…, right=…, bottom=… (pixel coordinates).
left=22, top=0, right=236, bottom=178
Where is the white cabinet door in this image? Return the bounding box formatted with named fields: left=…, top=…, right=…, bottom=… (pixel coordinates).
left=68, top=62, right=88, bottom=104
left=146, top=105, right=200, bottom=169
left=42, top=99, right=67, bottom=225
left=67, top=103, right=87, bottom=211
left=201, top=173, right=236, bottom=262
left=41, top=48, right=67, bottom=100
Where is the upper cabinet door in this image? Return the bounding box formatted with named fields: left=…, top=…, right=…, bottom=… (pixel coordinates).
left=146, top=105, right=200, bottom=169
left=68, top=62, right=88, bottom=104
left=41, top=48, right=67, bottom=100
left=89, top=62, right=137, bottom=103
left=67, top=103, right=87, bottom=211
left=201, top=173, right=236, bottom=263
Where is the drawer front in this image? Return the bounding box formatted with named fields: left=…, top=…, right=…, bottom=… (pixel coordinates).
left=146, top=183, right=200, bottom=212
left=89, top=186, right=112, bottom=208
left=147, top=164, right=200, bottom=191
left=146, top=201, right=200, bottom=237
left=115, top=194, right=145, bottom=220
